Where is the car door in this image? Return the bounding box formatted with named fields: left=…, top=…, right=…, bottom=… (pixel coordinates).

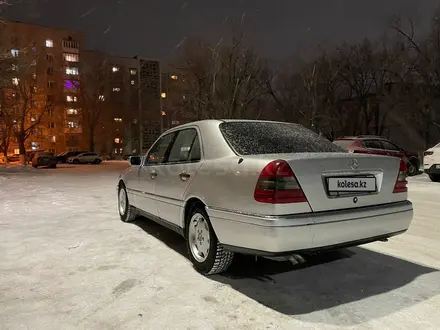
left=133, top=132, right=176, bottom=217
left=154, top=128, right=203, bottom=227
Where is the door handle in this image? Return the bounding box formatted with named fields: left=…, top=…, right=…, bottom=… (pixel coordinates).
left=150, top=170, right=158, bottom=179
left=179, top=172, right=191, bottom=181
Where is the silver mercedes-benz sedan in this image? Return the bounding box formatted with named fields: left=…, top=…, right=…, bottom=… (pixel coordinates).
left=117, top=120, right=413, bottom=275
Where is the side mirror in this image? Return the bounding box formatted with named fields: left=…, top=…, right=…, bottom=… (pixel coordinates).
left=129, top=156, right=141, bottom=166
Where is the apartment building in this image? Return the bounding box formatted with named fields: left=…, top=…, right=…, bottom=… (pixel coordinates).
left=0, top=20, right=84, bottom=154
left=82, top=51, right=162, bottom=157
left=0, top=20, right=164, bottom=158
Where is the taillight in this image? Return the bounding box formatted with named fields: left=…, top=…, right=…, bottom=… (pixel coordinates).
left=424, top=151, right=434, bottom=156
left=254, top=160, right=307, bottom=203
left=393, top=159, right=408, bottom=193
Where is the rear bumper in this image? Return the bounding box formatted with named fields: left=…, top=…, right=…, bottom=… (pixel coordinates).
left=207, top=201, right=413, bottom=255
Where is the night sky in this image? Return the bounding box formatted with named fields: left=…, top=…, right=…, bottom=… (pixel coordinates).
left=4, top=0, right=440, bottom=61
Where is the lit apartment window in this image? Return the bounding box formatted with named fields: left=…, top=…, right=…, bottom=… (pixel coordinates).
left=48, top=81, right=55, bottom=88
left=112, top=66, right=119, bottom=72
left=11, top=49, right=19, bottom=57
left=67, top=109, right=78, bottom=115
left=46, top=39, right=54, bottom=47
left=12, top=64, right=18, bottom=71
left=161, top=92, right=167, bottom=98
left=114, top=138, right=120, bottom=144
left=130, top=69, right=137, bottom=75
left=12, top=78, right=19, bottom=85
left=50, top=136, right=56, bottom=143
left=114, top=118, right=122, bottom=122
left=64, top=80, right=77, bottom=89
left=66, top=95, right=78, bottom=102
left=66, top=67, right=79, bottom=75
left=31, top=59, right=37, bottom=66
left=98, top=95, right=105, bottom=101
left=67, top=121, right=79, bottom=128
left=63, top=53, right=79, bottom=62
left=161, top=111, right=166, bottom=116
left=113, top=87, right=121, bottom=92
left=130, top=80, right=135, bottom=85
left=32, top=86, right=37, bottom=93
left=170, top=75, right=178, bottom=80
left=14, top=149, right=19, bottom=155
left=32, top=73, right=37, bottom=80
left=31, top=116, right=36, bottom=122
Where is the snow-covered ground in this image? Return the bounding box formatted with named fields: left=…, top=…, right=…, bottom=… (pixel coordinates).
left=0, top=163, right=439, bottom=329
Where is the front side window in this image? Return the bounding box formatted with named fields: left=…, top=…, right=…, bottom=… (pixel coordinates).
left=167, top=128, right=200, bottom=163
left=144, top=133, right=175, bottom=165
left=364, top=140, right=384, bottom=150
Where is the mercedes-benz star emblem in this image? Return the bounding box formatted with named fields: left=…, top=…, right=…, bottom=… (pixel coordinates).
left=349, top=158, right=359, bottom=170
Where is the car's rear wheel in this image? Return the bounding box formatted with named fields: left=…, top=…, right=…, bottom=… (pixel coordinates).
left=407, top=158, right=419, bottom=176
left=118, top=183, right=137, bottom=222
left=429, top=174, right=440, bottom=182
left=186, top=206, right=234, bottom=275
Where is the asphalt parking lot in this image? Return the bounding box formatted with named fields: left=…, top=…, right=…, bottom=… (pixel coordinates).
left=0, top=162, right=439, bottom=329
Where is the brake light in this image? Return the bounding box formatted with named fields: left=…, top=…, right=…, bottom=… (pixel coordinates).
left=393, top=159, right=408, bottom=193
left=254, top=160, right=307, bottom=203
left=424, top=151, right=434, bottom=156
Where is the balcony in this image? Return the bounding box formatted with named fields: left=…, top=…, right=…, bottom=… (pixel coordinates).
left=64, top=127, right=82, bottom=134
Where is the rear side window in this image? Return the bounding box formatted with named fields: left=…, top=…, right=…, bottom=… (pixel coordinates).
left=219, top=121, right=345, bottom=155
left=167, top=128, right=199, bottom=163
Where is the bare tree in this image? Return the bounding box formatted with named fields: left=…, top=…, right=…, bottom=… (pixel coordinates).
left=175, top=28, right=272, bottom=120
left=77, top=54, right=110, bottom=151
left=0, top=25, right=49, bottom=164
left=391, top=12, right=440, bottom=147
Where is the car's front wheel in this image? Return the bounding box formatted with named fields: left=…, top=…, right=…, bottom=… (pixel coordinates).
left=186, top=206, right=234, bottom=275
left=118, top=183, right=137, bottom=222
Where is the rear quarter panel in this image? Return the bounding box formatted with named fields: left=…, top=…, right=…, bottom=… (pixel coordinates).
left=184, top=156, right=312, bottom=216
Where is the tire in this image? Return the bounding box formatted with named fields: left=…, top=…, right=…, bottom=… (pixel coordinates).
left=95, top=159, right=101, bottom=164
left=407, top=158, right=419, bottom=176
left=118, top=183, right=137, bottom=222
left=73, top=159, right=80, bottom=164
left=429, top=174, right=440, bottom=182
left=50, top=164, right=56, bottom=168
left=185, top=205, right=234, bottom=275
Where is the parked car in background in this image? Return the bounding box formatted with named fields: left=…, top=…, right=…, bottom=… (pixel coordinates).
left=117, top=120, right=413, bottom=276
left=57, top=151, right=87, bottom=164
left=333, top=136, right=420, bottom=176
left=67, top=152, right=103, bottom=164
left=423, top=142, right=440, bottom=182
left=32, top=152, right=57, bottom=168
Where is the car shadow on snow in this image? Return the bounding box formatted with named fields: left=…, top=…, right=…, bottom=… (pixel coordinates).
left=132, top=218, right=439, bottom=324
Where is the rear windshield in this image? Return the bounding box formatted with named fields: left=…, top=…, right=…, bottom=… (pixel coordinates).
left=219, top=121, right=346, bottom=155
left=333, top=139, right=355, bottom=149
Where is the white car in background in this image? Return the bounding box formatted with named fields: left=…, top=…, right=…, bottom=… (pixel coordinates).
left=67, top=152, right=103, bottom=164
left=423, top=142, right=440, bottom=182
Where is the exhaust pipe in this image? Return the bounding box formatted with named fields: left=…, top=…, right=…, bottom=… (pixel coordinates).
left=288, top=254, right=306, bottom=265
